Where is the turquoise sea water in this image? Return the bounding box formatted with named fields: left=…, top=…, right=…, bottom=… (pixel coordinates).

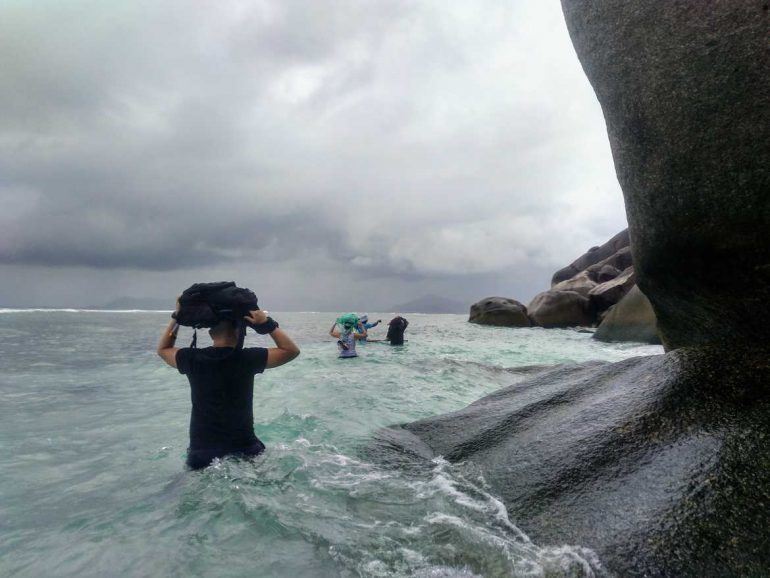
left=0, top=311, right=662, bottom=577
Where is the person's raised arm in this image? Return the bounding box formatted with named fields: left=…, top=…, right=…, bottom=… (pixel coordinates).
left=157, top=297, right=181, bottom=368
left=245, top=310, right=300, bottom=369
left=329, top=322, right=341, bottom=338
left=265, top=327, right=300, bottom=368
left=354, top=328, right=368, bottom=340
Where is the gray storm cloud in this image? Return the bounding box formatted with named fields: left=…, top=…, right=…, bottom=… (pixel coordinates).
left=0, top=0, right=626, bottom=308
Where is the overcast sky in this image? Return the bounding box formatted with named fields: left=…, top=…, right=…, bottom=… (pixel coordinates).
left=0, top=0, right=626, bottom=311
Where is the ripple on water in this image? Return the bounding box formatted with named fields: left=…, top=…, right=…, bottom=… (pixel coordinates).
left=0, top=311, right=658, bottom=577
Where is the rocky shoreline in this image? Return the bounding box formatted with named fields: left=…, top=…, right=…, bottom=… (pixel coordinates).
left=469, top=228, right=660, bottom=344
left=383, top=2, right=770, bottom=575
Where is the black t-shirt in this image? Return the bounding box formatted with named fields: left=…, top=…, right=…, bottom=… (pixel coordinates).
left=176, top=346, right=268, bottom=451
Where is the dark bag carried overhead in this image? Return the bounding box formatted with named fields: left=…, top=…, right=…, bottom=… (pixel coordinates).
left=172, top=281, right=258, bottom=349
left=173, top=281, right=258, bottom=328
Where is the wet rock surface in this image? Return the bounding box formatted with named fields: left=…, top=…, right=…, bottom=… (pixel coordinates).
left=468, top=297, right=531, bottom=327
left=377, top=348, right=770, bottom=577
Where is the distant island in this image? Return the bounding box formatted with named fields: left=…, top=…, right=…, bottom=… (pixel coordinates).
left=389, top=294, right=465, bottom=314
left=85, top=294, right=465, bottom=313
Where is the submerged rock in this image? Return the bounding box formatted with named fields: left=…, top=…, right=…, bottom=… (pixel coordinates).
left=527, top=290, right=593, bottom=328
left=468, top=297, right=530, bottom=327
left=376, top=348, right=770, bottom=576
left=594, top=285, right=660, bottom=344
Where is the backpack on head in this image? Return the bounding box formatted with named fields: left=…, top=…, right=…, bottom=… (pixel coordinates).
left=173, top=281, right=258, bottom=348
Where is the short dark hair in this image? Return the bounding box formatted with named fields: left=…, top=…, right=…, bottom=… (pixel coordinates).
left=208, top=319, right=236, bottom=339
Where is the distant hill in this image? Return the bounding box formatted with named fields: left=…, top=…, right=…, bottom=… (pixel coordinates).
left=94, top=297, right=171, bottom=310
left=389, top=294, right=466, bottom=314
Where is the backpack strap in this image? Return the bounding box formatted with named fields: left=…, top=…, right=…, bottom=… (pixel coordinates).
left=190, top=328, right=198, bottom=349
left=235, top=319, right=246, bottom=351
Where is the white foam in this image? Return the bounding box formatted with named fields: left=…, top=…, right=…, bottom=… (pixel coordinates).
left=420, top=459, right=605, bottom=576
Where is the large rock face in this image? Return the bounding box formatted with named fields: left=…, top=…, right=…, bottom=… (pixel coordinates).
left=551, top=229, right=630, bottom=286
left=588, top=265, right=635, bottom=312
left=527, top=290, right=593, bottom=328
left=584, top=246, right=633, bottom=282
left=468, top=297, right=530, bottom=327
left=395, top=4, right=769, bottom=576
left=545, top=235, right=636, bottom=328
left=551, top=270, right=597, bottom=297
left=377, top=349, right=770, bottom=577
left=594, top=285, right=660, bottom=344
left=560, top=2, right=770, bottom=349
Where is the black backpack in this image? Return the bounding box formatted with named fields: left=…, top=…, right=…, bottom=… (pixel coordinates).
left=172, top=281, right=258, bottom=348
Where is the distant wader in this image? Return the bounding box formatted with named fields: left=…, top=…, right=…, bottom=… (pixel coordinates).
left=386, top=317, right=408, bottom=345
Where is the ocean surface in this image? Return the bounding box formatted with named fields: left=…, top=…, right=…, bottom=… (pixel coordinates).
left=0, top=310, right=662, bottom=578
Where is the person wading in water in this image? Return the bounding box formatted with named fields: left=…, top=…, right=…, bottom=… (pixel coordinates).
left=329, top=313, right=367, bottom=358
left=157, top=297, right=299, bottom=469
left=386, top=316, right=409, bottom=345
left=355, top=314, right=382, bottom=342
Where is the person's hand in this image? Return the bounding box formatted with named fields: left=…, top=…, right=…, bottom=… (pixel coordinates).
left=244, top=309, right=268, bottom=326
left=377, top=319, right=382, bottom=323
